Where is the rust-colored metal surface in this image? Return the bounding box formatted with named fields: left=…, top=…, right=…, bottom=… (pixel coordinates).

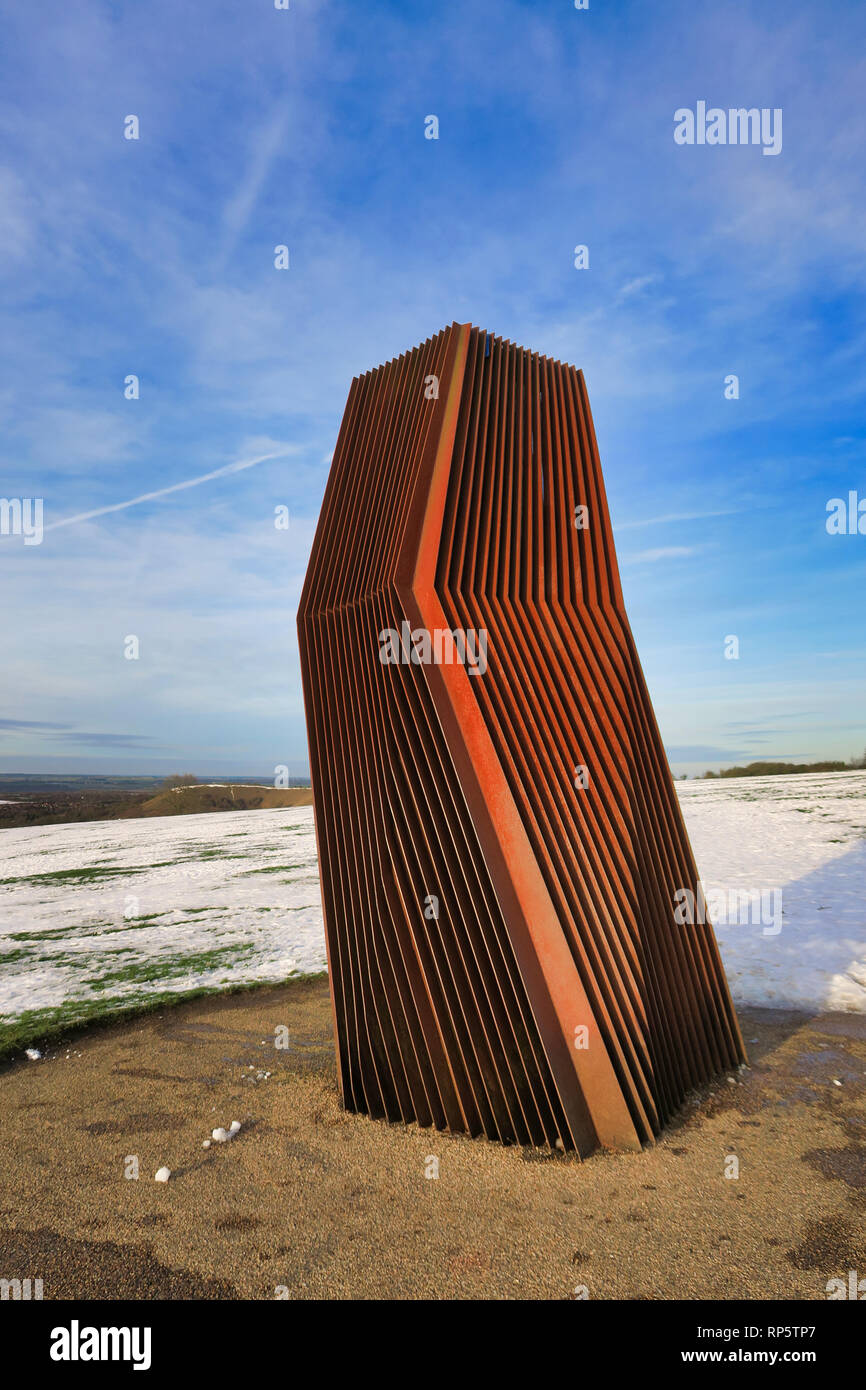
left=297, top=323, right=746, bottom=1155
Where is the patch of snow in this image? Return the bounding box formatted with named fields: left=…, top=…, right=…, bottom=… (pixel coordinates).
left=170, top=783, right=277, bottom=792
left=211, top=1119, right=241, bottom=1142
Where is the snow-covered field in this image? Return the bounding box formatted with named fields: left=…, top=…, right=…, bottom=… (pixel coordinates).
left=0, top=808, right=326, bottom=1040
left=678, top=771, right=866, bottom=1012
left=0, top=771, right=864, bottom=1045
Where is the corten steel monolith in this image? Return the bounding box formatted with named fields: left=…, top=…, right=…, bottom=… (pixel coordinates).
left=298, top=323, right=745, bottom=1155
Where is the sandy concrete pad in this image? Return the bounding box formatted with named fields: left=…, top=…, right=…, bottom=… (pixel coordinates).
left=1, top=976, right=864, bottom=1300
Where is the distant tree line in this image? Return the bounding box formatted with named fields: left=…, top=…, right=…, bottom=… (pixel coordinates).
left=700, top=751, right=866, bottom=780
left=162, top=773, right=200, bottom=789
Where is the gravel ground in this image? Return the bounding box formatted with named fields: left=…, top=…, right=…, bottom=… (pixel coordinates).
left=1, top=976, right=864, bottom=1300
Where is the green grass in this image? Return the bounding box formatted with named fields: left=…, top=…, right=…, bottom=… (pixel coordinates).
left=83, top=943, right=258, bottom=993
left=3, top=945, right=138, bottom=971
left=0, top=947, right=32, bottom=965
left=39, top=947, right=134, bottom=966
left=239, top=863, right=305, bottom=875
left=5, top=910, right=237, bottom=942
left=157, top=848, right=251, bottom=862
left=79, top=918, right=173, bottom=936
left=186, top=850, right=250, bottom=861
left=0, top=860, right=181, bottom=888
left=7, top=922, right=115, bottom=942
left=0, top=971, right=327, bottom=1064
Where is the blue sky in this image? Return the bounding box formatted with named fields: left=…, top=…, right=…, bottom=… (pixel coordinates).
left=1, top=0, right=864, bottom=778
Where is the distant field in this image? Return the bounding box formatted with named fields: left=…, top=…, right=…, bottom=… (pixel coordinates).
left=0, top=770, right=864, bottom=1059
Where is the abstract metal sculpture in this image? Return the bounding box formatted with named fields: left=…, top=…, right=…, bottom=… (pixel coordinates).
left=298, top=323, right=745, bottom=1155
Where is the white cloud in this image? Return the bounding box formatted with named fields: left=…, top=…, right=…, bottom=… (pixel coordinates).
left=622, top=546, right=698, bottom=564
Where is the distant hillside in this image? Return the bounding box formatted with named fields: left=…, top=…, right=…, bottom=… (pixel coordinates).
left=127, top=784, right=314, bottom=817
left=0, top=789, right=152, bottom=831
left=0, top=782, right=314, bottom=830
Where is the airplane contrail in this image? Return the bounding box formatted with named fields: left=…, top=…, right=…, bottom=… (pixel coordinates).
left=44, top=448, right=298, bottom=532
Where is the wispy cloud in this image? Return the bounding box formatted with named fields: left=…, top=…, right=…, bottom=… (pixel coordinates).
left=665, top=745, right=750, bottom=762
left=617, top=275, right=660, bottom=301
left=0, top=718, right=71, bottom=731
left=615, top=509, right=739, bottom=531
left=217, top=109, right=290, bottom=271
left=44, top=449, right=299, bottom=532
left=47, top=732, right=161, bottom=747
left=622, top=546, right=698, bottom=565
